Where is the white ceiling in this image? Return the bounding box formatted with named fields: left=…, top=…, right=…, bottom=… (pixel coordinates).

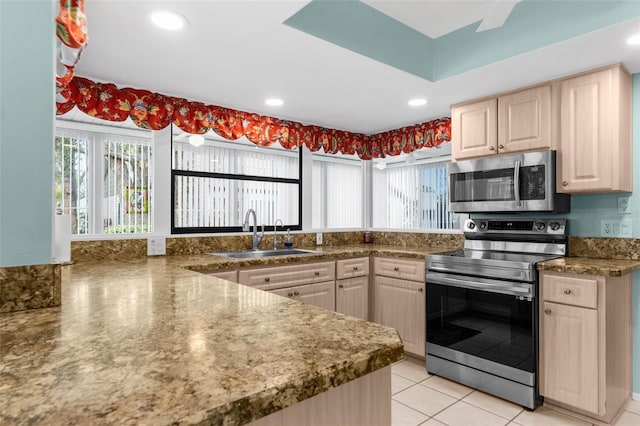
left=75, top=1, right=640, bottom=135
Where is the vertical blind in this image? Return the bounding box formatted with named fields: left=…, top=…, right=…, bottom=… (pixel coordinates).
left=312, top=155, right=363, bottom=228
left=378, top=160, right=457, bottom=230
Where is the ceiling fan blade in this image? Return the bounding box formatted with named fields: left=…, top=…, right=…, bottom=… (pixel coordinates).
left=476, top=0, right=520, bottom=32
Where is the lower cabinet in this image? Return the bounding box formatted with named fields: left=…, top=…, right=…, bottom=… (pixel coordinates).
left=336, top=257, right=370, bottom=321
left=539, top=271, right=631, bottom=423
left=373, top=257, right=425, bottom=357
left=271, top=281, right=336, bottom=311
left=336, top=276, right=369, bottom=320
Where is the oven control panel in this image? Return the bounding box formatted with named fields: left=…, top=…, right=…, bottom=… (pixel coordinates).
left=464, top=219, right=566, bottom=235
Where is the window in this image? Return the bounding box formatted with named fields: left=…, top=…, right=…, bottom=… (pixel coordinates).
left=312, top=153, right=363, bottom=228
left=172, top=133, right=301, bottom=233
left=372, top=157, right=459, bottom=230
left=55, top=124, right=153, bottom=236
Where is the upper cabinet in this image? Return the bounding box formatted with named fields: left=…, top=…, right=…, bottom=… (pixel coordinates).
left=558, top=65, right=632, bottom=193
left=451, top=99, right=498, bottom=159
left=498, top=85, right=552, bottom=154
left=450, top=64, right=632, bottom=194
left=452, top=84, right=552, bottom=161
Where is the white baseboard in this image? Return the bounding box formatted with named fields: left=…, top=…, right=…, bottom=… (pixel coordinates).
left=633, top=392, right=640, bottom=401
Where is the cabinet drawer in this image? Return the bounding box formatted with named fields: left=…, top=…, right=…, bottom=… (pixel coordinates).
left=271, top=281, right=336, bottom=311
left=206, top=270, right=238, bottom=282
left=336, top=257, right=369, bottom=279
left=373, top=257, right=425, bottom=282
left=542, top=272, right=600, bottom=309
left=238, top=261, right=335, bottom=291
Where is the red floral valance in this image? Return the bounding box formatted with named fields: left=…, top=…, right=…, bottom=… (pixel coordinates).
left=56, top=76, right=450, bottom=159
left=55, top=0, right=88, bottom=101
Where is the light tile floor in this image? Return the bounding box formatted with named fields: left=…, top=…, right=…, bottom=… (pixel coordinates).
left=391, top=357, right=640, bottom=426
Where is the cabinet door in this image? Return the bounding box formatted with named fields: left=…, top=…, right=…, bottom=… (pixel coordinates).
left=336, top=276, right=369, bottom=321
left=498, top=85, right=552, bottom=154
left=373, top=257, right=425, bottom=282
left=451, top=99, right=498, bottom=160
left=558, top=66, right=631, bottom=193
left=272, top=281, right=336, bottom=311
left=541, top=301, right=599, bottom=414
left=373, top=276, right=425, bottom=357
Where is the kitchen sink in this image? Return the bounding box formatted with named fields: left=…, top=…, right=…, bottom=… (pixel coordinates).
left=210, top=248, right=319, bottom=259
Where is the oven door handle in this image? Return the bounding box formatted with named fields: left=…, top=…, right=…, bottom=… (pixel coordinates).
left=426, top=272, right=533, bottom=298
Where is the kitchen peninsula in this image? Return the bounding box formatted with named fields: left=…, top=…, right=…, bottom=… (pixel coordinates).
left=0, top=252, right=406, bottom=425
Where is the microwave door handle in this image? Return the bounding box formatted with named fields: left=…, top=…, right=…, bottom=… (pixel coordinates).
left=514, top=160, right=521, bottom=207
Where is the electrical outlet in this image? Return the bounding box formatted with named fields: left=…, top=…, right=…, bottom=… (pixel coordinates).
left=147, top=237, right=166, bottom=256
left=601, top=219, right=633, bottom=237
left=618, top=196, right=631, bottom=214
left=316, top=232, right=323, bottom=245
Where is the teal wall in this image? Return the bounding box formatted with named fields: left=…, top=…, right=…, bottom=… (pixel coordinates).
left=0, top=1, right=55, bottom=267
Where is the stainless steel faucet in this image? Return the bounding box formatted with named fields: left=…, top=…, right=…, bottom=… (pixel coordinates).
left=273, top=219, right=283, bottom=249
left=242, top=208, right=264, bottom=250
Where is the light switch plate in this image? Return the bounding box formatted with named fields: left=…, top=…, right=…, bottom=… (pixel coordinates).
left=147, top=237, right=166, bottom=256
left=316, top=232, right=323, bottom=245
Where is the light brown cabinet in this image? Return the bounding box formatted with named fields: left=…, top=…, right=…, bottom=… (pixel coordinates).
left=336, top=257, right=369, bottom=320
left=452, top=84, right=552, bottom=161
left=539, top=271, right=631, bottom=423
left=271, top=281, right=336, bottom=311
left=451, top=98, right=497, bottom=160
left=557, top=64, right=632, bottom=193
left=373, top=257, right=425, bottom=357
left=238, top=261, right=336, bottom=311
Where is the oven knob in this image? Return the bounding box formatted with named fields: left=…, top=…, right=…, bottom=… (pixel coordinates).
left=535, top=222, right=546, bottom=231
left=549, top=222, right=562, bottom=231
left=478, top=222, right=487, bottom=230
left=467, top=222, right=476, bottom=230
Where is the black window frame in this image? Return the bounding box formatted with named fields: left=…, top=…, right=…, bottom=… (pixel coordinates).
left=170, top=129, right=303, bottom=234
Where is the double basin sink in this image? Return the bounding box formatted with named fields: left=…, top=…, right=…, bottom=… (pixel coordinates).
left=210, top=248, right=319, bottom=259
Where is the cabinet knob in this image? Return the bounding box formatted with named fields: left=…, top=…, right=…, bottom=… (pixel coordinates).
left=393, top=267, right=400, bottom=272
left=418, top=287, right=424, bottom=293
left=314, top=271, right=320, bottom=276
left=264, top=277, right=270, bottom=282
left=544, top=308, right=552, bottom=315
left=499, top=144, right=504, bottom=149
left=287, top=292, right=293, bottom=297
left=489, top=146, right=495, bottom=151
left=563, top=288, right=571, bottom=295
left=338, top=284, right=344, bottom=289
left=562, top=181, right=568, bottom=187
left=294, top=291, right=300, bottom=296
left=353, top=266, right=358, bottom=270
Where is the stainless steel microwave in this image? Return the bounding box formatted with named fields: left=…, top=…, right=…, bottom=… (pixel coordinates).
left=448, top=150, right=570, bottom=213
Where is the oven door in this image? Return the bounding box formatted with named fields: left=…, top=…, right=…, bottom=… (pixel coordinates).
left=426, top=272, right=537, bottom=386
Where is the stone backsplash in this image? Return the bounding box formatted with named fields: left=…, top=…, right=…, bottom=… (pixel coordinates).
left=70, top=231, right=464, bottom=262
left=569, top=236, right=640, bottom=260
left=0, top=264, right=61, bottom=313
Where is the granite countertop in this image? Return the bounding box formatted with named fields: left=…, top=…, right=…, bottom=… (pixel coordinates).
left=1, top=245, right=441, bottom=425
left=537, top=256, right=640, bottom=277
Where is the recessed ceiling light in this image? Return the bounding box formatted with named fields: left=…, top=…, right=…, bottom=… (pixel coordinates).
left=627, top=32, right=640, bottom=45
left=408, top=98, right=428, bottom=107
left=265, top=98, right=284, bottom=107
left=150, top=11, right=186, bottom=31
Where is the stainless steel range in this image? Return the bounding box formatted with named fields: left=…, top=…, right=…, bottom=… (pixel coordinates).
left=425, top=218, right=568, bottom=409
